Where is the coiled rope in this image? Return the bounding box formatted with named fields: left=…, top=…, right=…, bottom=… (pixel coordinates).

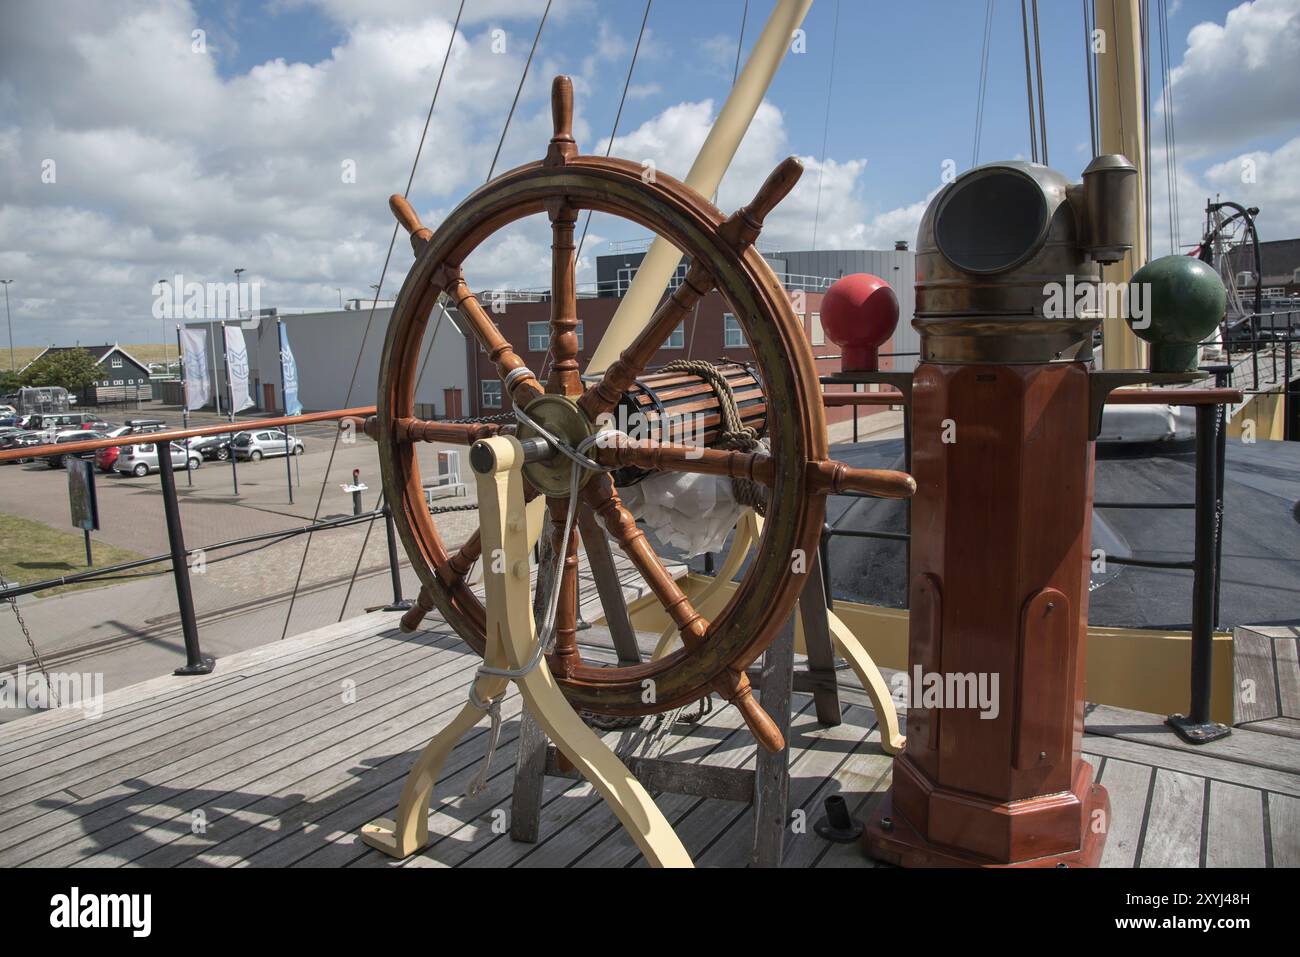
left=661, top=359, right=767, bottom=515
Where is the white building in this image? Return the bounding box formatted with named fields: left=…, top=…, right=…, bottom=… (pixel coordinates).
left=181, top=305, right=470, bottom=418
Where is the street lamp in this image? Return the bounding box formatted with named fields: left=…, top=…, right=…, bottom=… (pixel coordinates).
left=233, top=267, right=246, bottom=319
left=157, top=278, right=169, bottom=370
left=1, top=279, right=13, bottom=372
left=335, top=287, right=344, bottom=309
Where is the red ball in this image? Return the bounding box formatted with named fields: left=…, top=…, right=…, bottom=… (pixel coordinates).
left=821, top=274, right=899, bottom=371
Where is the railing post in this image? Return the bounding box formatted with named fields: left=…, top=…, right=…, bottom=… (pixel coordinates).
left=1166, top=405, right=1229, bottom=744
left=819, top=524, right=833, bottom=610
left=381, top=499, right=412, bottom=612
left=157, top=438, right=215, bottom=676
left=1206, top=364, right=1231, bottom=628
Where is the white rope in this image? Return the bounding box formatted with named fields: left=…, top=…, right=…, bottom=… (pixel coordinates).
left=464, top=417, right=624, bottom=797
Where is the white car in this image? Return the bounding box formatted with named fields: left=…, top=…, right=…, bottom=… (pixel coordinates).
left=232, top=428, right=304, bottom=461
left=115, top=441, right=201, bottom=476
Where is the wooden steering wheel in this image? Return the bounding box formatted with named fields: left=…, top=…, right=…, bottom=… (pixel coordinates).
left=371, top=76, right=914, bottom=752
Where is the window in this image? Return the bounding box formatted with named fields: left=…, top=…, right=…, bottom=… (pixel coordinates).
left=810, top=312, right=825, bottom=346
left=723, top=314, right=745, bottom=348
left=527, top=321, right=584, bottom=351
left=481, top=380, right=503, bottom=409
left=110, top=356, right=123, bottom=368
left=113, top=379, right=123, bottom=385
left=665, top=321, right=685, bottom=349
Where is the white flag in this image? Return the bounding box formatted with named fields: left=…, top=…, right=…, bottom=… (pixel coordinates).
left=179, top=328, right=211, bottom=412
left=223, top=325, right=254, bottom=413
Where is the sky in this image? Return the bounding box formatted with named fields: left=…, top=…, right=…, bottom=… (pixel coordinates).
left=1, top=0, right=1298, bottom=350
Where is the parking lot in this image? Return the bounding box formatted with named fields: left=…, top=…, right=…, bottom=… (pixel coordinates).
left=0, top=401, right=481, bottom=703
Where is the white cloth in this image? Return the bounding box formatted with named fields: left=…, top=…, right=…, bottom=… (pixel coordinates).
left=619, top=470, right=745, bottom=557
left=223, top=325, right=254, bottom=413
left=179, top=328, right=210, bottom=412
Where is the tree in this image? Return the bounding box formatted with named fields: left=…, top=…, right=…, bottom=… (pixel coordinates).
left=19, top=348, right=102, bottom=392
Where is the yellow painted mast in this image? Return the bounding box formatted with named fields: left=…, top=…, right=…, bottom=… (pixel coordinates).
left=1094, top=0, right=1149, bottom=369
left=589, top=0, right=815, bottom=373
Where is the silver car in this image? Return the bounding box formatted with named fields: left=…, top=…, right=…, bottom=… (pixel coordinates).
left=232, top=429, right=304, bottom=461
left=115, top=440, right=201, bottom=476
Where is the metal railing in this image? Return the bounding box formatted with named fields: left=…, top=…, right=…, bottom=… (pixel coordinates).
left=0, top=407, right=378, bottom=677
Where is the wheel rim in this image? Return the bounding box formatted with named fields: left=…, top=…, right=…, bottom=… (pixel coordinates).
left=378, top=162, right=825, bottom=715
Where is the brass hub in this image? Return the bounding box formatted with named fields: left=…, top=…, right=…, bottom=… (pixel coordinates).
left=516, top=394, right=597, bottom=497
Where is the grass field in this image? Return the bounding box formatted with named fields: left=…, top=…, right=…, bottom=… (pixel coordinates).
left=0, top=513, right=160, bottom=597
left=7, top=343, right=175, bottom=373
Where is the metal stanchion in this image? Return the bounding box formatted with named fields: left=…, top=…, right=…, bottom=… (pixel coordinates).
left=1166, top=405, right=1229, bottom=743
left=382, top=498, right=412, bottom=612
left=157, top=438, right=215, bottom=676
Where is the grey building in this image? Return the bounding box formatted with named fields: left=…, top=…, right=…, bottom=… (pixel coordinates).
left=182, top=305, right=469, bottom=417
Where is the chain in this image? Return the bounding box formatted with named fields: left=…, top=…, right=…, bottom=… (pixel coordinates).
left=1, top=574, right=59, bottom=708
left=443, top=412, right=517, bottom=425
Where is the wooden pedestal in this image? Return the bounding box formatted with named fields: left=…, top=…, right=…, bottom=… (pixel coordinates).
left=863, top=361, right=1108, bottom=867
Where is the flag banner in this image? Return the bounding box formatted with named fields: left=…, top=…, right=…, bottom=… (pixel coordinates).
left=223, top=325, right=254, bottom=414
left=179, top=328, right=211, bottom=412
left=278, top=324, right=303, bottom=416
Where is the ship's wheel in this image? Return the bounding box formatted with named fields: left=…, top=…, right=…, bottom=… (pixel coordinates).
left=371, top=76, right=914, bottom=752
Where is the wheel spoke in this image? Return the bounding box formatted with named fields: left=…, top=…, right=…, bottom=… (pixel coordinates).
left=578, top=262, right=715, bottom=421
left=546, top=201, right=583, bottom=397
left=546, top=498, right=582, bottom=675
left=352, top=414, right=503, bottom=445
left=438, top=266, right=542, bottom=406
left=580, top=472, right=708, bottom=647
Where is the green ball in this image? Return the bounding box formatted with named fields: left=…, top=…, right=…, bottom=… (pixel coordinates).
left=1127, top=255, right=1227, bottom=372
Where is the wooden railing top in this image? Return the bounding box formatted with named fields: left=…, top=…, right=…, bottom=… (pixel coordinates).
left=0, top=406, right=377, bottom=464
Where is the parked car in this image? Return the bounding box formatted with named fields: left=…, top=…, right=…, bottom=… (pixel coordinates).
left=0, top=416, right=17, bottom=429
left=3, top=430, right=47, bottom=463
left=232, top=429, right=304, bottom=461
left=115, top=441, right=201, bottom=476
left=46, top=430, right=107, bottom=468
left=190, top=434, right=233, bottom=461
left=95, top=422, right=167, bottom=472
left=0, top=405, right=16, bottom=417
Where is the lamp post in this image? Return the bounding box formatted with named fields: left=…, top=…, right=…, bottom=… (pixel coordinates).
left=1, top=279, right=13, bottom=372
left=334, top=287, right=344, bottom=309
left=157, top=278, right=169, bottom=373
left=234, top=267, right=246, bottom=319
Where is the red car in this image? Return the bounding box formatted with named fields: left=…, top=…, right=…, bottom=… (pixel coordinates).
left=95, top=423, right=165, bottom=472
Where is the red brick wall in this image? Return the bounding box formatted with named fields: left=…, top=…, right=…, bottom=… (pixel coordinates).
left=468, top=288, right=896, bottom=431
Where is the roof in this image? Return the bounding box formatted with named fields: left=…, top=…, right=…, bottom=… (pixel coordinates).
left=19, top=342, right=151, bottom=374
left=1228, top=237, right=1300, bottom=279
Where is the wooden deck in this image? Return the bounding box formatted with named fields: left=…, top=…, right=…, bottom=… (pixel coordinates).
left=0, top=611, right=1296, bottom=868
left=1234, top=625, right=1300, bottom=740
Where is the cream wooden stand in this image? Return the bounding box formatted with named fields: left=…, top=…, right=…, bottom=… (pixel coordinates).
left=652, top=511, right=904, bottom=754
left=360, top=436, right=692, bottom=867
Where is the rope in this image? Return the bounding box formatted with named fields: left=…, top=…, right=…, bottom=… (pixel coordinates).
left=462, top=418, right=622, bottom=796
left=661, top=359, right=766, bottom=514
left=810, top=0, right=840, bottom=249
left=972, top=0, right=995, bottom=168
left=1030, top=0, right=1048, bottom=165
left=280, top=0, right=467, bottom=640
left=1083, top=0, right=1100, bottom=158
left=487, top=0, right=553, bottom=182
left=1019, top=0, right=1039, bottom=163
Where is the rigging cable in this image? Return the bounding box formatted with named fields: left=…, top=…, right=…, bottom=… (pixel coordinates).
left=336, top=1, right=554, bottom=624
left=810, top=0, right=841, bottom=250
left=279, top=1, right=468, bottom=639
left=539, top=0, right=652, bottom=385
left=1030, top=0, right=1048, bottom=165
left=972, top=0, right=995, bottom=168
left=1082, top=0, right=1099, bottom=157
left=1019, top=0, right=1039, bottom=163
left=688, top=0, right=749, bottom=359
left=1140, top=0, right=1154, bottom=255
left=1158, top=0, right=1181, bottom=252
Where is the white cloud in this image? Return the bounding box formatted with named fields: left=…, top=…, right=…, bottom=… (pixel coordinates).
left=1165, top=0, right=1300, bottom=156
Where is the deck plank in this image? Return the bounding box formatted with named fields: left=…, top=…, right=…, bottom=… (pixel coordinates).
left=1232, top=626, right=1281, bottom=724
left=1138, top=769, right=1205, bottom=868
left=1204, top=781, right=1267, bottom=868
left=6, top=636, right=473, bottom=866
left=1277, top=636, right=1300, bottom=720
left=1096, top=756, right=1152, bottom=868
left=1267, top=792, right=1300, bottom=867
